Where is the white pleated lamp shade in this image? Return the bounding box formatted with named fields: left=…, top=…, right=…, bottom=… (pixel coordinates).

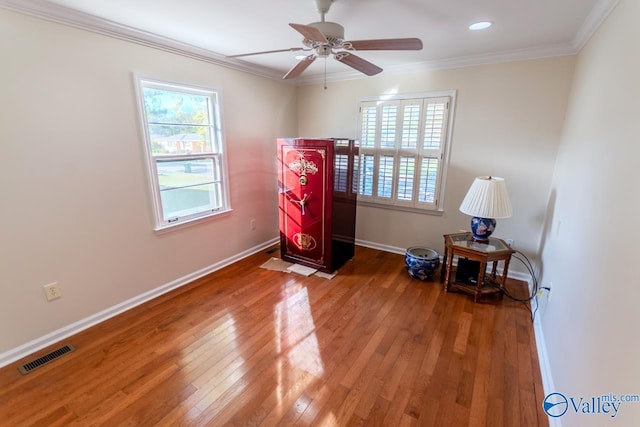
left=459, top=176, right=512, bottom=219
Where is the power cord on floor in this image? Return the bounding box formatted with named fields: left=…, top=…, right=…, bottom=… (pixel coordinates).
left=500, top=249, right=542, bottom=321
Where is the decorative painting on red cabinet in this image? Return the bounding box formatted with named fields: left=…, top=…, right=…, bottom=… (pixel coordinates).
left=278, top=139, right=332, bottom=268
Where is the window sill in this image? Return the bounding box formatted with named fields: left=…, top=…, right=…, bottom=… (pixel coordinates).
left=153, top=208, right=233, bottom=234
left=356, top=200, right=444, bottom=216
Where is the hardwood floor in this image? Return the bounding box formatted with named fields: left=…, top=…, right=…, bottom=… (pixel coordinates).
left=0, top=246, right=548, bottom=426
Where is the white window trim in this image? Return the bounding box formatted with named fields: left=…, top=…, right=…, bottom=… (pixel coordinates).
left=355, top=90, right=456, bottom=214
left=134, top=74, right=232, bottom=231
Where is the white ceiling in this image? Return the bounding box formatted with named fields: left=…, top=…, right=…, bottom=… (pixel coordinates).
left=2, top=0, right=619, bottom=84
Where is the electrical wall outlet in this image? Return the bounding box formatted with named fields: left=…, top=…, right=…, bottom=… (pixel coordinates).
left=535, top=285, right=551, bottom=320
left=44, top=282, right=61, bottom=301
left=250, top=219, right=256, bottom=230
left=536, top=285, right=552, bottom=302
left=537, top=285, right=551, bottom=296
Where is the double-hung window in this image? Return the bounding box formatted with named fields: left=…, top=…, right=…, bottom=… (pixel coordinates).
left=356, top=91, right=455, bottom=212
left=135, top=77, right=230, bottom=229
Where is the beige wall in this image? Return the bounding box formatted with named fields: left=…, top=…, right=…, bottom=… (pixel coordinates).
left=0, top=10, right=296, bottom=355
left=539, top=0, right=639, bottom=425
left=296, top=57, right=576, bottom=263
left=5, top=7, right=624, bottom=406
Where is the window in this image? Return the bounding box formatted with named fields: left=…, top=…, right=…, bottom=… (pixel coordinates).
left=135, top=77, right=230, bottom=229
left=356, top=92, right=455, bottom=212
left=333, top=138, right=358, bottom=198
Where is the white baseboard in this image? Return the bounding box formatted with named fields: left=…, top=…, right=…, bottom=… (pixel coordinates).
left=0, top=238, right=279, bottom=368
left=533, top=313, right=560, bottom=426
left=3, top=234, right=555, bottom=427
left=360, top=238, right=556, bottom=424
left=355, top=238, right=531, bottom=282
left=355, top=238, right=407, bottom=255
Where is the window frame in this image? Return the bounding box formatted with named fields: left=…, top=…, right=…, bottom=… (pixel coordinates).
left=134, top=75, right=232, bottom=230
left=355, top=90, right=456, bottom=214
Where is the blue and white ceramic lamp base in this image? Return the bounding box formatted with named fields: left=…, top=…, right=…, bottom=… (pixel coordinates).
left=470, top=216, right=496, bottom=242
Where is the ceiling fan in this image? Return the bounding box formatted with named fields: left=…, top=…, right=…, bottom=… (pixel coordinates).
left=227, top=0, right=423, bottom=80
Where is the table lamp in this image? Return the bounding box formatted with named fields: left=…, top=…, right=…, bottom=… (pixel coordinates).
left=459, top=176, right=512, bottom=242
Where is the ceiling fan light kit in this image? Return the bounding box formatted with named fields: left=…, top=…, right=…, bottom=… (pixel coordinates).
left=228, top=0, right=423, bottom=80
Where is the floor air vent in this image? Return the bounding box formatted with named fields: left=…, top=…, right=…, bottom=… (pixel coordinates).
left=18, top=344, right=75, bottom=375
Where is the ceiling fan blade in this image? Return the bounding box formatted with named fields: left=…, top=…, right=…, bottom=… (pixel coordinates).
left=346, top=38, right=423, bottom=51
left=227, top=47, right=306, bottom=58
left=283, top=55, right=317, bottom=79
left=289, top=23, right=328, bottom=44
left=334, top=52, right=383, bottom=76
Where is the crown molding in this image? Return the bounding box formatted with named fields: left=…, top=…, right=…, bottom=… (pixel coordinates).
left=571, top=0, right=620, bottom=51
left=0, top=0, right=286, bottom=82
left=1, top=0, right=619, bottom=86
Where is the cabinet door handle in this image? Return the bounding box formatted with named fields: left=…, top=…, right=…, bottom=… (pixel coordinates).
left=299, top=193, right=312, bottom=215
left=285, top=192, right=312, bottom=215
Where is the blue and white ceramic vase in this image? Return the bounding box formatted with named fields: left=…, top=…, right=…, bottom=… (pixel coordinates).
left=405, top=247, right=440, bottom=281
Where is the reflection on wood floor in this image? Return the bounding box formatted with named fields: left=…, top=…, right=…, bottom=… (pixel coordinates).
left=0, top=245, right=548, bottom=426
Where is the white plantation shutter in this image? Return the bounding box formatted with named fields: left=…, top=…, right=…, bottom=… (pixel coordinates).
left=357, top=93, right=453, bottom=211
left=379, top=105, right=398, bottom=149
left=397, top=156, right=416, bottom=201
left=401, top=102, right=421, bottom=149
left=360, top=105, right=377, bottom=148
left=357, top=153, right=375, bottom=196
left=377, top=155, right=395, bottom=198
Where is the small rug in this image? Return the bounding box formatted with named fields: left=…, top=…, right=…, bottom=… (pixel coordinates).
left=315, top=271, right=338, bottom=280
left=286, top=263, right=318, bottom=276
left=260, top=257, right=337, bottom=279
left=260, top=257, right=293, bottom=272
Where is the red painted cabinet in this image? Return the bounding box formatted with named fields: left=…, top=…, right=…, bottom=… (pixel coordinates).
left=277, top=138, right=358, bottom=273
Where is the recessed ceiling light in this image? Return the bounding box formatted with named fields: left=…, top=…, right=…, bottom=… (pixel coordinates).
left=469, top=21, right=493, bottom=31
left=295, top=54, right=308, bottom=60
